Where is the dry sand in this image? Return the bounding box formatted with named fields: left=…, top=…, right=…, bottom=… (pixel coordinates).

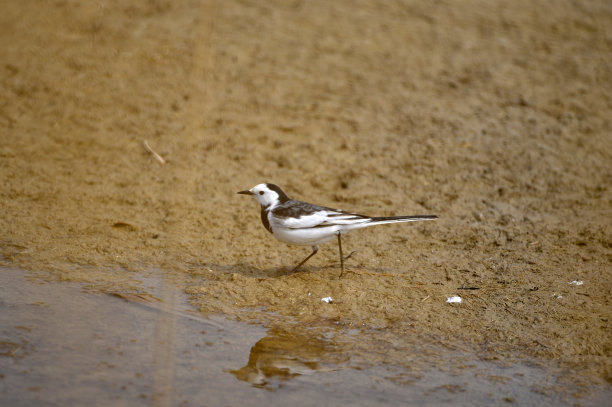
left=1, top=0, right=611, bottom=391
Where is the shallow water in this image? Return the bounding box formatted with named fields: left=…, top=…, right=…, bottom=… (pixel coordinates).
left=0, top=268, right=608, bottom=406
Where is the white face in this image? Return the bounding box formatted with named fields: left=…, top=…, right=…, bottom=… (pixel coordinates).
left=246, top=183, right=280, bottom=207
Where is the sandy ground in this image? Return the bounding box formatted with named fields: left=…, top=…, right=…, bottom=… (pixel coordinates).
left=1, top=0, right=611, bottom=391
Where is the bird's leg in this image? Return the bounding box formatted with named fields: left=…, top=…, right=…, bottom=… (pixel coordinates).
left=337, top=233, right=345, bottom=277
left=290, top=245, right=318, bottom=273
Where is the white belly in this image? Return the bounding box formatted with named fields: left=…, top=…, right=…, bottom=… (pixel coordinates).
left=272, top=226, right=341, bottom=246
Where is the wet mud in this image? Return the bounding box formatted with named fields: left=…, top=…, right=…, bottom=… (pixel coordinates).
left=1, top=0, right=611, bottom=397
left=2, top=268, right=609, bottom=406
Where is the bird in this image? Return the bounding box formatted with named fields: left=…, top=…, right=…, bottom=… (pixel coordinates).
left=237, top=183, right=437, bottom=277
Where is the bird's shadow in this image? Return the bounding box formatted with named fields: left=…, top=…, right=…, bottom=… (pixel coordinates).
left=201, top=262, right=334, bottom=279
left=194, top=258, right=399, bottom=280
left=223, top=250, right=359, bottom=279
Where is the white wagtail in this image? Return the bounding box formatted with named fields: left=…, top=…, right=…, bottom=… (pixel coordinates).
left=238, top=183, right=437, bottom=276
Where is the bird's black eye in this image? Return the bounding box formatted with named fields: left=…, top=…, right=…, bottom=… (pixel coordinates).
left=259, top=191, right=265, bottom=195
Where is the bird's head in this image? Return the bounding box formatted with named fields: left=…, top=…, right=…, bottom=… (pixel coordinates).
left=237, top=183, right=289, bottom=208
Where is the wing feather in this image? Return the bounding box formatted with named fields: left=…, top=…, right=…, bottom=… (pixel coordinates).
left=271, top=200, right=371, bottom=229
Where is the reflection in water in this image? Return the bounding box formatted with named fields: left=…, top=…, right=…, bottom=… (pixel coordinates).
left=231, top=327, right=348, bottom=388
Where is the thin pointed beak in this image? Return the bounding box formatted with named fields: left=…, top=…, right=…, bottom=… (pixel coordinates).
left=237, top=190, right=252, bottom=195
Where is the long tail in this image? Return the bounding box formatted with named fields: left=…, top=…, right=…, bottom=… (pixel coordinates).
left=371, top=215, right=437, bottom=224
left=342, top=214, right=437, bottom=232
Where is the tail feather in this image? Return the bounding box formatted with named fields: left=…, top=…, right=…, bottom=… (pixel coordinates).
left=371, top=215, right=438, bottom=223
left=342, top=214, right=437, bottom=231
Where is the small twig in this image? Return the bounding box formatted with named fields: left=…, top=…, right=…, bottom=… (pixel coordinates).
left=421, top=295, right=431, bottom=302
left=144, top=140, right=166, bottom=165
left=343, top=250, right=357, bottom=261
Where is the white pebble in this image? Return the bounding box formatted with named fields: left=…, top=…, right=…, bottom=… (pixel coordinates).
left=446, top=296, right=462, bottom=303
left=321, top=296, right=333, bottom=304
